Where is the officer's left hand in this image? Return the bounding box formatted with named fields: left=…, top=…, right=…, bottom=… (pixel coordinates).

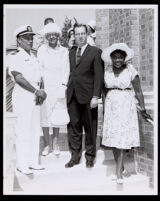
left=90, top=97, right=98, bottom=108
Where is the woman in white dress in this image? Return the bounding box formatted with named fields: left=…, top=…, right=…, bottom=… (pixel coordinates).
left=37, top=23, right=70, bottom=156
left=101, top=43, right=152, bottom=183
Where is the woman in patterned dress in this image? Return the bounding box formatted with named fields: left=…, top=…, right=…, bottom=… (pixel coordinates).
left=101, top=43, right=151, bottom=183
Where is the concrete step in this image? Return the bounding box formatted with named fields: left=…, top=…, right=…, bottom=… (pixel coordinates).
left=14, top=150, right=113, bottom=187
left=13, top=150, right=154, bottom=195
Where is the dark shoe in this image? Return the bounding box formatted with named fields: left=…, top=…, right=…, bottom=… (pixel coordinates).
left=65, top=160, right=79, bottom=168
left=86, top=160, right=94, bottom=168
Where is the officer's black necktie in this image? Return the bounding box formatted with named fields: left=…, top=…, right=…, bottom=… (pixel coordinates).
left=76, top=47, right=81, bottom=65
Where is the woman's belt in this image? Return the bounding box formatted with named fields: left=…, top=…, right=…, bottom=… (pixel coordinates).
left=107, top=88, right=131, bottom=90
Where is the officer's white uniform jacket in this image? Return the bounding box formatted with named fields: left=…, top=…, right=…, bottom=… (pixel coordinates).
left=7, top=47, right=41, bottom=107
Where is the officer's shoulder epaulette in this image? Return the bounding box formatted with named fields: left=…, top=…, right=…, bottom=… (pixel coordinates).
left=10, top=50, right=20, bottom=55
left=6, top=47, right=19, bottom=55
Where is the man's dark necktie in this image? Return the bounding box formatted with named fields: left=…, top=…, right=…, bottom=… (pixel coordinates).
left=76, top=47, right=81, bottom=65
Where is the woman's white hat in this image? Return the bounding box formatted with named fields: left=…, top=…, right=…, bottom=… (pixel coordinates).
left=101, top=43, right=134, bottom=64
left=87, top=20, right=96, bottom=30
left=67, top=27, right=74, bottom=38
left=40, top=23, right=61, bottom=36
left=67, top=27, right=74, bottom=34
left=14, top=24, right=35, bottom=38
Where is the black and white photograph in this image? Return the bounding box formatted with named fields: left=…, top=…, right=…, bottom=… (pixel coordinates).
left=3, top=4, right=158, bottom=195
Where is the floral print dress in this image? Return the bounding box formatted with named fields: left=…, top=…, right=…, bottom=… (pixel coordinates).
left=102, top=64, right=140, bottom=149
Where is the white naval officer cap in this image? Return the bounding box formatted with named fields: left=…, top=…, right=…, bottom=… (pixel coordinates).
left=14, top=24, right=36, bottom=38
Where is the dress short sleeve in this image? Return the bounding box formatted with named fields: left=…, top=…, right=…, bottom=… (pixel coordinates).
left=127, top=64, right=139, bottom=81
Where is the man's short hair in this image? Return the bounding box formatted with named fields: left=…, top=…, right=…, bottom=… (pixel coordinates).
left=73, top=23, right=88, bottom=34
left=44, top=18, right=54, bottom=25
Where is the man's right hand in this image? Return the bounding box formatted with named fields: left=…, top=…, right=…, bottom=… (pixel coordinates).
left=35, top=90, right=47, bottom=105
left=35, top=89, right=47, bottom=100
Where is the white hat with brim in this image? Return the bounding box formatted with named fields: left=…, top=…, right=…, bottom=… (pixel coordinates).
left=40, top=23, right=61, bottom=36
left=101, top=43, right=134, bottom=64
left=87, top=20, right=96, bottom=31
left=14, top=25, right=35, bottom=38
left=67, top=27, right=74, bottom=34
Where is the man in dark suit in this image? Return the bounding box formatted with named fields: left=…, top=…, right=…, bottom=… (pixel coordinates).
left=65, top=23, right=104, bottom=168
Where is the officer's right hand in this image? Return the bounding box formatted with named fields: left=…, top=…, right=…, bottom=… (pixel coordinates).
left=35, top=90, right=47, bottom=100
left=40, top=90, right=47, bottom=100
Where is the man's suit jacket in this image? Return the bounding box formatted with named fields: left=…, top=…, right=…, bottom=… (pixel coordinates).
left=67, top=44, right=104, bottom=104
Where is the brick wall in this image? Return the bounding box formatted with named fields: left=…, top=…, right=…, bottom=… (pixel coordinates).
left=135, top=9, right=154, bottom=188
left=96, top=8, right=154, bottom=187
left=96, top=9, right=109, bottom=50
left=95, top=9, right=109, bottom=137
left=139, top=9, right=154, bottom=92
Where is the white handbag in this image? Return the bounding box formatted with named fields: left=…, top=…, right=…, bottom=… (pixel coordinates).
left=57, top=85, right=66, bottom=99
left=50, top=98, right=70, bottom=127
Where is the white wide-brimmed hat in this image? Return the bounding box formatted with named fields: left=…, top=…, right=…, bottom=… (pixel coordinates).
left=67, top=27, right=74, bottom=37
left=67, top=27, right=74, bottom=34
left=14, top=24, right=35, bottom=38
left=87, top=20, right=96, bottom=30
left=101, top=43, right=134, bottom=64
left=40, top=23, right=61, bottom=36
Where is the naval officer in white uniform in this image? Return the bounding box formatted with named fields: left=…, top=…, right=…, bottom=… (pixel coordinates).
left=7, top=25, right=47, bottom=175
